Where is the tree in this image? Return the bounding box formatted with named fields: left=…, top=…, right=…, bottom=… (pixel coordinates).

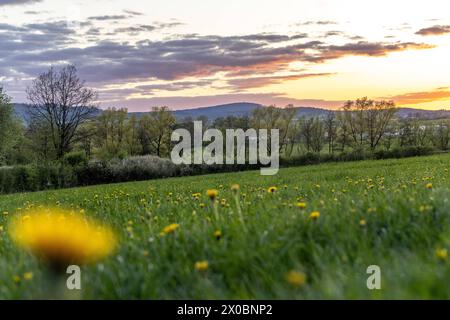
left=139, top=106, right=176, bottom=157
left=0, top=86, right=24, bottom=164
left=26, top=65, right=98, bottom=159
left=340, top=97, right=396, bottom=150
left=432, top=121, right=449, bottom=150
left=310, top=118, right=325, bottom=153
left=251, top=105, right=296, bottom=152
left=324, top=111, right=337, bottom=154
left=300, top=117, right=314, bottom=152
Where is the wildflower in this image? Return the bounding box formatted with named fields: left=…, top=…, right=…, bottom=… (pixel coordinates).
left=426, top=183, right=433, bottom=189
left=199, top=203, right=206, bottom=209
left=309, top=211, right=320, bottom=220
left=214, top=230, right=222, bottom=240
left=231, top=184, right=240, bottom=192
left=436, top=248, right=448, bottom=261
left=206, top=189, right=219, bottom=201
left=296, top=202, right=307, bottom=209
left=9, top=207, right=116, bottom=268
left=359, top=219, right=367, bottom=226
left=285, top=270, right=306, bottom=287
left=162, top=223, right=179, bottom=234
left=267, top=186, right=277, bottom=193
left=195, top=260, right=209, bottom=271
left=23, top=272, right=33, bottom=280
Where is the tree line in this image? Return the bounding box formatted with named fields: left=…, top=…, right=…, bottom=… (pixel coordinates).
left=1, top=65, right=449, bottom=167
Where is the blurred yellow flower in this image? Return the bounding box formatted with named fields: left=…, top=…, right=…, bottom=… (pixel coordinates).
left=206, top=189, right=219, bottom=201
left=426, top=183, right=433, bottom=189
left=296, top=202, right=307, bottom=209
left=436, top=248, right=448, bottom=261
left=359, top=219, right=367, bottom=226
left=9, top=207, right=116, bottom=267
left=163, top=223, right=179, bottom=234
left=195, top=260, right=209, bottom=271
left=309, top=211, right=320, bottom=220
left=231, top=184, right=240, bottom=192
left=285, top=270, right=306, bottom=287
left=267, top=186, right=277, bottom=193
left=23, top=272, right=33, bottom=280
left=214, top=230, right=222, bottom=240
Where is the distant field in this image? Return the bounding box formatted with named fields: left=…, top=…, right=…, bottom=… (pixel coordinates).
left=1, top=154, right=450, bottom=299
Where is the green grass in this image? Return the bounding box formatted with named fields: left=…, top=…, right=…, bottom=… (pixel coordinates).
left=1, top=154, right=450, bottom=299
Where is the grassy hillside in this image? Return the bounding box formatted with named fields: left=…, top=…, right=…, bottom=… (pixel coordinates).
left=1, top=154, right=450, bottom=299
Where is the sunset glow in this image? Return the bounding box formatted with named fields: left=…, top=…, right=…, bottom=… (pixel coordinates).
left=0, top=0, right=449, bottom=110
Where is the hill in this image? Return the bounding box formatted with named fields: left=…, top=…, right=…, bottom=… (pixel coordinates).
left=13, top=102, right=450, bottom=124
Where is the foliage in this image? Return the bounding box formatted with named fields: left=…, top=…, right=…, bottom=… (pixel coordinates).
left=1, top=154, right=450, bottom=298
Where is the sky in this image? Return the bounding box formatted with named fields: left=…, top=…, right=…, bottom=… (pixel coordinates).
left=0, top=0, right=449, bottom=111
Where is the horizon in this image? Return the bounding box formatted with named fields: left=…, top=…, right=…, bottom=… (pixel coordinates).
left=1, top=0, right=449, bottom=111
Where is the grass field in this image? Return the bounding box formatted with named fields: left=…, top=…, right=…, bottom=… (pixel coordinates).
left=1, top=154, right=450, bottom=299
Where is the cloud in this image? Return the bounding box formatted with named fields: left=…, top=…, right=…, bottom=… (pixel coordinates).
left=415, top=25, right=450, bottom=36
left=382, top=88, right=450, bottom=105
left=310, top=41, right=434, bottom=62
left=0, top=0, right=41, bottom=5
left=297, top=20, right=337, bottom=26
left=123, top=10, right=143, bottom=16
left=227, top=73, right=336, bottom=89
left=88, top=15, right=129, bottom=21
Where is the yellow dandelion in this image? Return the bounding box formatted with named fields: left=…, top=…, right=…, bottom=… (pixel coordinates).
left=267, top=186, right=277, bottom=193
left=285, top=270, right=306, bottom=287
left=206, top=189, right=219, bottom=201
left=214, top=230, right=222, bottom=240
left=359, top=219, right=367, bottom=226
left=436, top=248, right=448, bottom=261
left=231, top=184, right=240, bottom=192
left=309, top=211, right=320, bottom=220
left=9, top=207, right=117, bottom=268
left=199, top=203, right=206, bottom=209
left=162, top=223, right=179, bottom=234
left=296, top=202, right=307, bottom=209
left=23, top=272, right=33, bottom=280
left=426, top=183, right=433, bottom=189
left=195, top=260, right=209, bottom=271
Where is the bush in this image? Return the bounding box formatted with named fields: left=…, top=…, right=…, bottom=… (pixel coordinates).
left=63, top=151, right=88, bottom=167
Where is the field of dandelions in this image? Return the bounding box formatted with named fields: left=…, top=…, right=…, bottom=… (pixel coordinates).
left=1, top=153, right=450, bottom=299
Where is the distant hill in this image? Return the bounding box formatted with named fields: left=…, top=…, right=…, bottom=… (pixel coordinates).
left=13, top=102, right=450, bottom=124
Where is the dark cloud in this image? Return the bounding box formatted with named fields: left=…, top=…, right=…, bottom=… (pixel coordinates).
left=0, top=0, right=41, bottom=5
left=310, top=41, right=434, bottom=62
left=415, top=25, right=450, bottom=36
left=0, top=18, right=436, bottom=105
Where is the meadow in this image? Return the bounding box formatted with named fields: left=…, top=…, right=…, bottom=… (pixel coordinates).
left=0, top=154, right=450, bottom=299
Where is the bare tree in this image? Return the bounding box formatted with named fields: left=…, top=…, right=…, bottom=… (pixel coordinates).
left=26, top=65, right=98, bottom=159
left=324, top=111, right=337, bottom=154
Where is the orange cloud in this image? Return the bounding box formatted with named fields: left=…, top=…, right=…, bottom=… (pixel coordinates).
left=382, top=88, right=450, bottom=105
left=227, top=72, right=336, bottom=89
